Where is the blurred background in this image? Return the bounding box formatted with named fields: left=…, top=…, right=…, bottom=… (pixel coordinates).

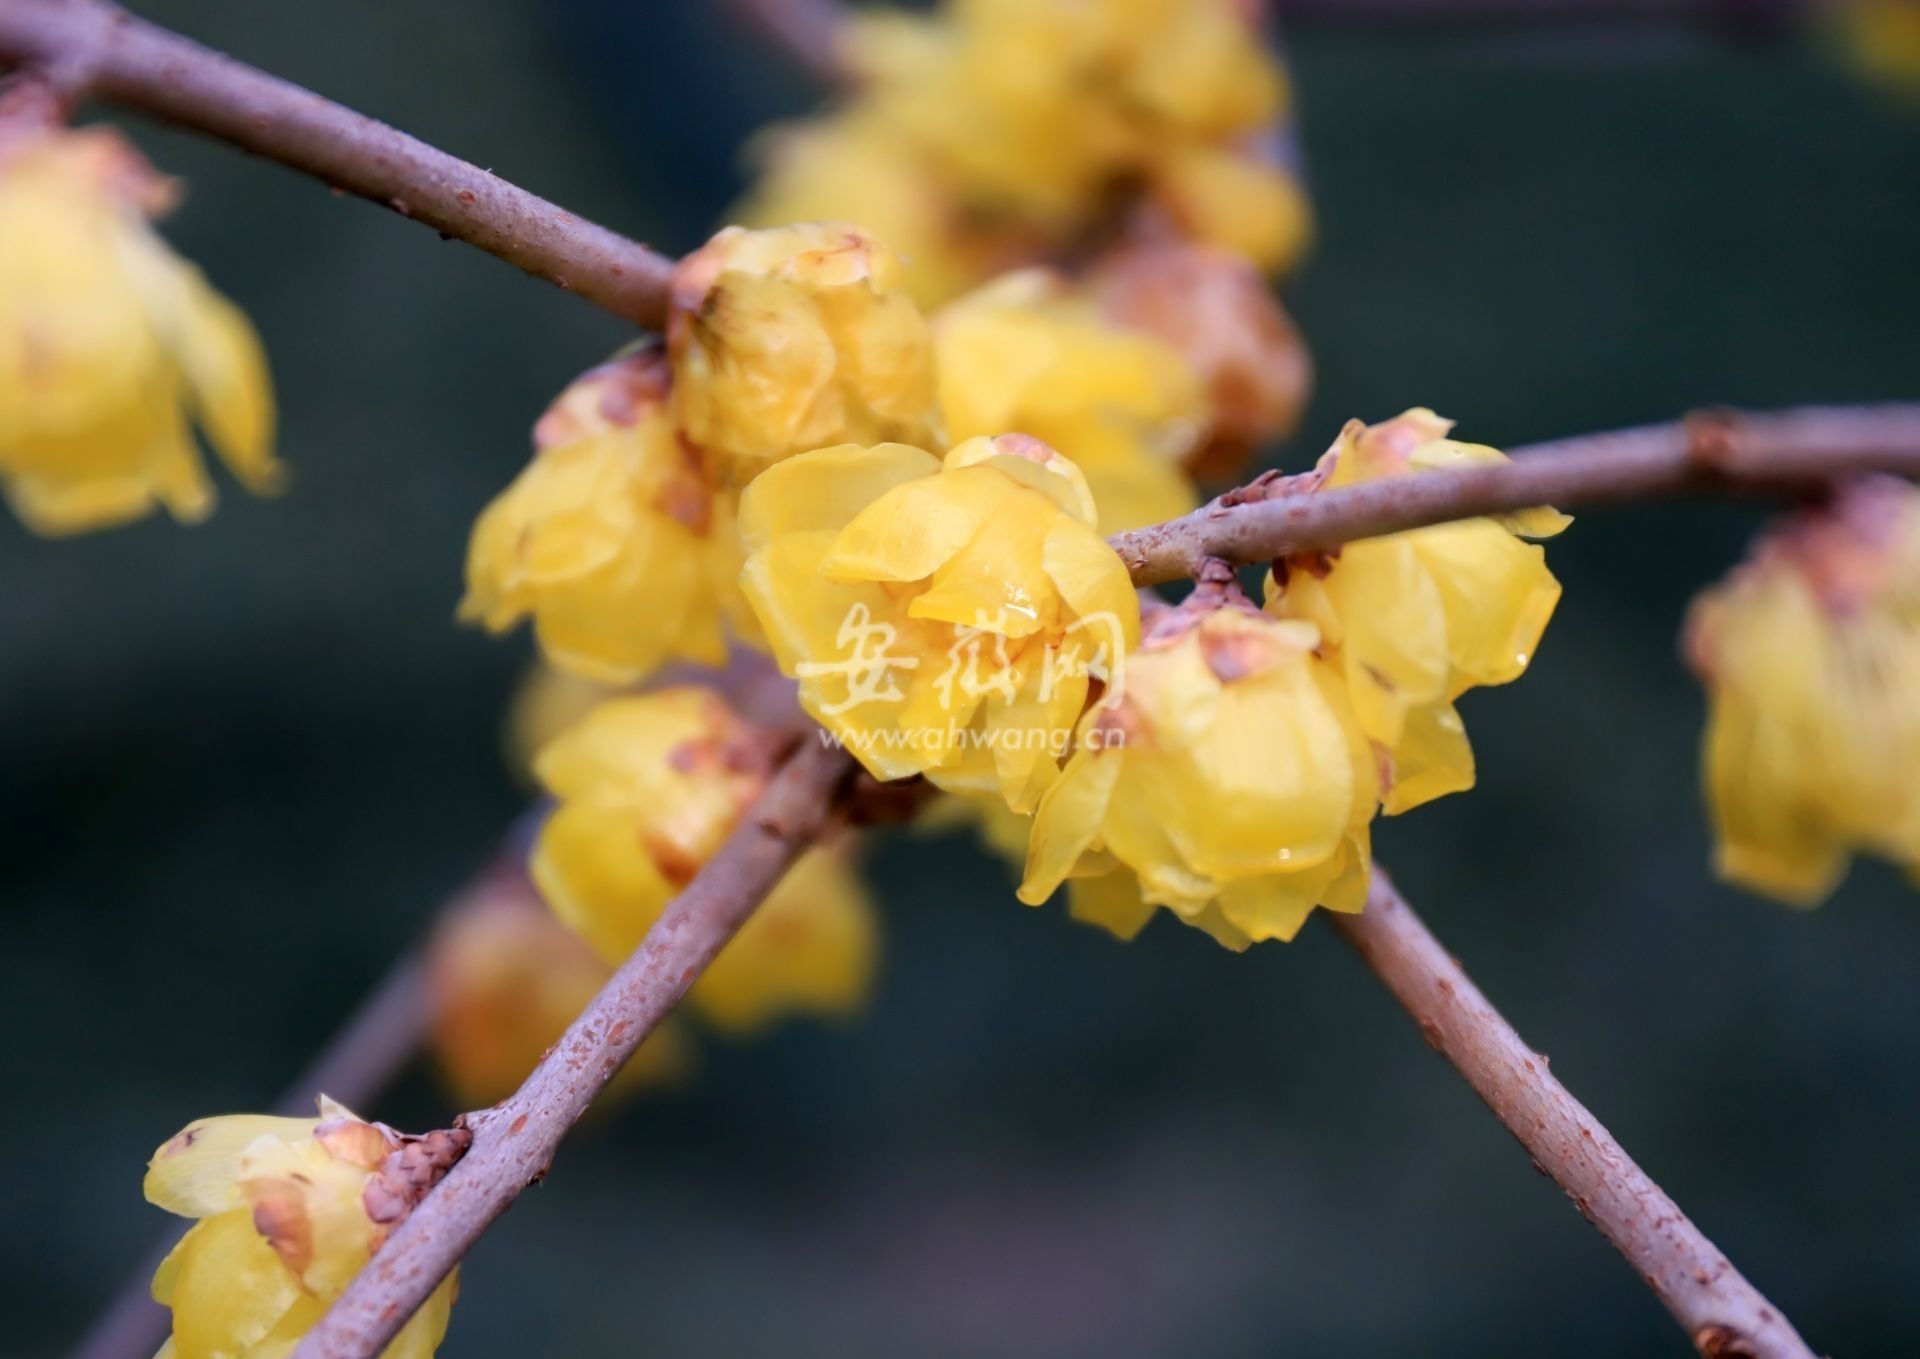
left=4, top=2, right=1917, bottom=1355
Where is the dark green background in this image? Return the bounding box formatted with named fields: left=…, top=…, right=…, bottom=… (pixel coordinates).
left=4, top=3, right=1916, bottom=1355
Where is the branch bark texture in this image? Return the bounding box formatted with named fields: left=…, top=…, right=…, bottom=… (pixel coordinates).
left=1333, top=874, right=1815, bottom=1359
left=0, top=0, right=677, bottom=327
left=1111, top=402, right=1920, bottom=584
left=287, top=739, right=856, bottom=1359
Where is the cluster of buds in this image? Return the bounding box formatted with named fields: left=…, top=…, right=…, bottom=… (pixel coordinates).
left=144, top=1098, right=462, bottom=1359
left=737, top=0, right=1311, bottom=308
left=0, top=97, right=277, bottom=536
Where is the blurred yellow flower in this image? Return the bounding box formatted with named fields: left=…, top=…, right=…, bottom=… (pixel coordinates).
left=530, top=688, right=878, bottom=1030
left=145, top=1098, right=457, bottom=1359
left=932, top=269, right=1201, bottom=533
left=0, top=123, right=277, bottom=535
left=738, top=435, right=1140, bottom=810
left=1090, top=242, right=1312, bottom=483
left=735, top=0, right=1310, bottom=305
left=426, top=867, right=691, bottom=1107
left=735, top=114, right=1015, bottom=310
left=668, top=222, right=941, bottom=487
left=1686, top=477, right=1920, bottom=906
left=1019, top=601, right=1376, bottom=947
left=460, top=348, right=752, bottom=684
left=1836, top=0, right=1920, bottom=90
left=1264, top=410, right=1567, bottom=814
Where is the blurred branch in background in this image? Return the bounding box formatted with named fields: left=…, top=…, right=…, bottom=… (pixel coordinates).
left=0, top=0, right=678, bottom=326
left=288, top=740, right=857, bottom=1359
left=720, top=0, right=846, bottom=81
left=67, top=858, right=530, bottom=1359
left=1336, top=876, right=1815, bottom=1359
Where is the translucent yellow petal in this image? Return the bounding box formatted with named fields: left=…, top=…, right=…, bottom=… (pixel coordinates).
left=164, top=1210, right=302, bottom=1359
left=1019, top=750, right=1122, bottom=904
left=825, top=463, right=1018, bottom=584
left=1381, top=699, right=1477, bottom=815
left=145, top=1115, right=322, bottom=1219
left=1066, top=869, right=1157, bottom=942
left=736, top=441, right=940, bottom=550
left=1410, top=520, right=1562, bottom=689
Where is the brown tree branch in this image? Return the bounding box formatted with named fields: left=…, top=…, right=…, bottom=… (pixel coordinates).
left=288, top=738, right=856, bottom=1359
left=1333, top=874, right=1815, bottom=1359
left=0, top=0, right=677, bottom=328
left=1111, top=402, right=1920, bottom=584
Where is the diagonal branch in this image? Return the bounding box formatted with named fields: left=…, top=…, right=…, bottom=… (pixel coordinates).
left=289, top=738, right=856, bottom=1359
left=720, top=0, right=848, bottom=83
left=0, top=0, right=677, bottom=327
left=1333, top=875, right=1815, bottom=1359
left=1111, top=402, right=1920, bottom=584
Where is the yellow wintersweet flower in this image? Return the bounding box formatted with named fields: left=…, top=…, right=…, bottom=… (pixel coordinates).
left=145, top=1098, right=458, bottom=1359
left=932, top=269, right=1201, bottom=533
left=738, top=435, right=1141, bottom=811
left=735, top=0, right=1310, bottom=302
left=735, top=113, right=1016, bottom=310
left=667, top=222, right=941, bottom=487
left=460, top=347, right=751, bottom=683
left=1264, top=410, right=1568, bottom=814
left=1685, top=477, right=1920, bottom=906
left=426, top=867, right=691, bottom=1107
left=0, top=123, right=277, bottom=535
left=1019, top=600, right=1377, bottom=947
left=530, top=687, right=878, bottom=1031
left=1090, top=242, right=1312, bottom=482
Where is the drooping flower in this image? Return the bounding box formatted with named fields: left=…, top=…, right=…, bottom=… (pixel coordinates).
left=1263, top=410, right=1568, bottom=814
left=932, top=269, right=1201, bottom=533
left=0, top=120, right=277, bottom=535
left=1018, top=597, right=1377, bottom=947
left=426, top=866, right=691, bottom=1107
left=1685, top=476, right=1920, bottom=905
left=460, top=347, right=753, bottom=684
left=145, top=1098, right=458, bottom=1359
left=738, top=435, right=1141, bottom=811
left=667, top=222, right=941, bottom=487
left=1089, top=241, right=1312, bottom=482
left=530, top=687, right=878, bottom=1031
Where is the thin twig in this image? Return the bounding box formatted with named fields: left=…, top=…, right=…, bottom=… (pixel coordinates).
left=1332, top=873, right=1816, bottom=1359
left=288, top=738, right=856, bottom=1359
left=0, top=0, right=677, bottom=327
left=1110, top=402, right=1920, bottom=584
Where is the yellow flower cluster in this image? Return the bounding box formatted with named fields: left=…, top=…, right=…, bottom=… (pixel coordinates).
left=737, top=0, right=1310, bottom=307
left=531, top=686, right=877, bottom=1031
left=1836, top=0, right=1920, bottom=90
left=145, top=1099, right=457, bottom=1359
left=465, top=222, right=949, bottom=684
left=1265, top=410, right=1568, bottom=814
left=1000, top=411, right=1564, bottom=948
left=0, top=124, right=277, bottom=535
left=740, top=435, right=1139, bottom=811
left=1686, top=476, right=1920, bottom=906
